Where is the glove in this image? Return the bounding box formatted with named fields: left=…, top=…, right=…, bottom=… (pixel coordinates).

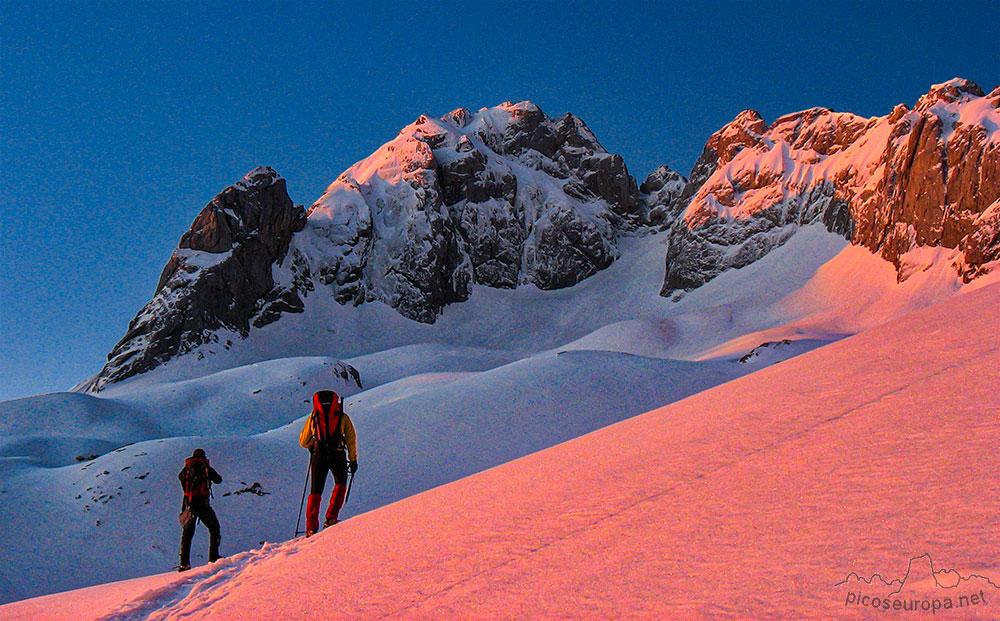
left=348, top=460, right=358, bottom=474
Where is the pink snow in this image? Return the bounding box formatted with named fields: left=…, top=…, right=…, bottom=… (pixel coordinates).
left=4, top=284, right=998, bottom=620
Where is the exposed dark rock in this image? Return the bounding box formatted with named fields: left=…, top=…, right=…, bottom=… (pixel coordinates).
left=640, top=165, right=687, bottom=228
left=83, top=167, right=307, bottom=390
left=738, top=340, right=793, bottom=364
left=222, top=482, right=270, bottom=497
left=300, top=101, right=645, bottom=323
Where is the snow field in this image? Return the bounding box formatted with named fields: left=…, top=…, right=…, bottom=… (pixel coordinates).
left=0, top=225, right=994, bottom=605
left=5, top=281, right=997, bottom=619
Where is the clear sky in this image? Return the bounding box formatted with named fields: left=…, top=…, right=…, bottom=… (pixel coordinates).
left=1, top=1, right=998, bottom=402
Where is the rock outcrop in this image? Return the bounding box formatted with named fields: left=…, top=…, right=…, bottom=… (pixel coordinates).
left=294, top=101, right=643, bottom=323
left=640, top=165, right=687, bottom=228
left=83, top=84, right=1000, bottom=390
left=82, top=167, right=307, bottom=391
left=662, top=79, right=1000, bottom=293
left=84, top=104, right=648, bottom=389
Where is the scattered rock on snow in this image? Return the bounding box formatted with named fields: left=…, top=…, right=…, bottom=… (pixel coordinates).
left=738, top=340, right=793, bottom=364
left=223, top=482, right=270, bottom=497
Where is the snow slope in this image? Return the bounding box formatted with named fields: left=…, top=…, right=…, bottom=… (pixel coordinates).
left=1, top=226, right=994, bottom=604
left=0, top=348, right=739, bottom=603
left=62, top=223, right=981, bottom=386
left=5, top=281, right=997, bottom=620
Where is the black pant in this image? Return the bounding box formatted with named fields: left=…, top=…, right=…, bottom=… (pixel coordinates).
left=310, top=448, right=347, bottom=495
left=180, top=497, right=221, bottom=566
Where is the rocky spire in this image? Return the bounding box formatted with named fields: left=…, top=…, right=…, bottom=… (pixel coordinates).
left=82, top=167, right=307, bottom=391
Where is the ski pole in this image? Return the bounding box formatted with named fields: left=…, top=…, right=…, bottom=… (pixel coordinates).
left=294, top=452, right=313, bottom=538
left=345, top=470, right=355, bottom=505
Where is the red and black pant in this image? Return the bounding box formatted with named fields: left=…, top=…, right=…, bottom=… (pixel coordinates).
left=306, top=448, right=348, bottom=532
left=179, top=497, right=221, bottom=567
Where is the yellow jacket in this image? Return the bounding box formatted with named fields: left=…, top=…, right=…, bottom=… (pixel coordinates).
left=299, top=411, right=358, bottom=462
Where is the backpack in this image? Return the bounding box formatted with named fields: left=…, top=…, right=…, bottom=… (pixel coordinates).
left=312, top=390, right=344, bottom=454
left=180, top=456, right=211, bottom=503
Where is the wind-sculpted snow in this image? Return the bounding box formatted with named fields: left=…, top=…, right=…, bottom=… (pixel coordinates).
left=0, top=357, right=360, bottom=472
left=0, top=348, right=743, bottom=604
left=5, top=283, right=997, bottom=620
left=663, top=78, right=1000, bottom=293
left=296, top=101, right=644, bottom=323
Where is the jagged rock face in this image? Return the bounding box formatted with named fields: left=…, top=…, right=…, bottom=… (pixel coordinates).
left=83, top=167, right=307, bottom=391
left=963, top=198, right=1000, bottom=279
left=84, top=85, right=999, bottom=390
left=83, top=104, right=646, bottom=389
left=640, top=165, right=687, bottom=228
left=859, top=81, right=999, bottom=263
left=296, top=101, right=642, bottom=322
left=677, top=110, right=768, bottom=206
left=663, top=79, right=1000, bottom=293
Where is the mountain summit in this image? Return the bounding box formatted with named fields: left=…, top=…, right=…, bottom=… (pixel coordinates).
left=661, top=78, right=1000, bottom=292
left=82, top=167, right=306, bottom=391
left=295, top=101, right=645, bottom=322
left=82, top=83, right=1000, bottom=390
left=84, top=103, right=651, bottom=389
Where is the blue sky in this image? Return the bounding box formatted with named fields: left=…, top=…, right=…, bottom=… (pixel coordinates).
left=1, top=1, right=998, bottom=401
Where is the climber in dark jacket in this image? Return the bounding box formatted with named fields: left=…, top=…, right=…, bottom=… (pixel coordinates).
left=177, top=448, right=223, bottom=571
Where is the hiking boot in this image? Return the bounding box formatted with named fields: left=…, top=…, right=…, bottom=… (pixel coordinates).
left=178, top=564, right=191, bottom=572
left=323, top=518, right=338, bottom=528
left=305, top=530, right=316, bottom=538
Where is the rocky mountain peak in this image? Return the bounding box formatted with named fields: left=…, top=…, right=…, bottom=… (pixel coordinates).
left=640, top=165, right=687, bottom=228
left=768, top=108, right=872, bottom=156
left=661, top=79, right=1000, bottom=294
left=446, top=107, right=473, bottom=127
left=708, top=109, right=768, bottom=163
left=174, top=166, right=293, bottom=259
left=83, top=168, right=307, bottom=391
left=915, top=78, right=986, bottom=111
left=888, top=103, right=909, bottom=123
left=640, top=165, right=685, bottom=194
left=295, top=101, right=644, bottom=323
left=235, top=165, right=282, bottom=188
left=677, top=109, right=768, bottom=206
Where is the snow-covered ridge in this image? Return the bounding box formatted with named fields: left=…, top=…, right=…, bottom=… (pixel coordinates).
left=663, top=78, right=1000, bottom=292
left=82, top=82, right=999, bottom=391
left=292, top=100, right=645, bottom=323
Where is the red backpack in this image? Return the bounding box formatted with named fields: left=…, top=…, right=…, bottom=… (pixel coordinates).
left=312, top=390, right=344, bottom=452
left=180, top=456, right=211, bottom=503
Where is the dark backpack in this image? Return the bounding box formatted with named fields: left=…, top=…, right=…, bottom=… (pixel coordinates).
left=180, top=456, right=211, bottom=503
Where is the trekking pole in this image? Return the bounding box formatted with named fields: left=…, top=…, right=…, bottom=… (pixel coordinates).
left=294, top=452, right=313, bottom=538
left=345, top=470, right=355, bottom=504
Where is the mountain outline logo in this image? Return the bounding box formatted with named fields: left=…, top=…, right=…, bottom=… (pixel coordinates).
left=835, top=553, right=998, bottom=614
